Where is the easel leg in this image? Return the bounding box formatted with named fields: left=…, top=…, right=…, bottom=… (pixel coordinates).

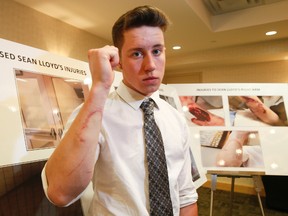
left=253, top=176, right=265, bottom=216
left=210, top=174, right=217, bottom=216
left=229, top=176, right=235, bottom=216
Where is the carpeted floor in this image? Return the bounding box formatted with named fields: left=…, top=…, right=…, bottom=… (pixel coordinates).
left=1, top=173, right=288, bottom=216
left=197, top=186, right=288, bottom=216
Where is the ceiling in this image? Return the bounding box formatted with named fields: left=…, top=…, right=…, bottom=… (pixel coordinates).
left=13, top=0, right=288, bottom=71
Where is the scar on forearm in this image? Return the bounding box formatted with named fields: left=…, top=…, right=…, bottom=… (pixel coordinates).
left=66, top=157, right=85, bottom=176
left=81, top=109, right=100, bottom=130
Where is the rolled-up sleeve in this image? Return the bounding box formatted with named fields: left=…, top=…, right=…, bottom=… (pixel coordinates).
left=41, top=164, right=51, bottom=202
left=178, top=156, right=198, bottom=207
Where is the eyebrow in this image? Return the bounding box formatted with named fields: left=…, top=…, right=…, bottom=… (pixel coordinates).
left=127, top=44, right=165, bottom=53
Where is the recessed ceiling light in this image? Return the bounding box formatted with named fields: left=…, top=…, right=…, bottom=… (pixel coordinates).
left=265, top=31, right=277, bottom=36
left=172, top=46, right=181, bottom=50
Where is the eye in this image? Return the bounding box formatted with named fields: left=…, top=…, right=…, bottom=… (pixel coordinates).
left=152, top=49, right=162, bottom=56
left=131, top=51, right=143, bottom=58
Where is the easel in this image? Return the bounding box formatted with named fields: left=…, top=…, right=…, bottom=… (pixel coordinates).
left=208, top=171, right=266, bottom=216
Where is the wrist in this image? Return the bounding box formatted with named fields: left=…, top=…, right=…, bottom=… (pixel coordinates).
left=85, top=82, right=111, bottom=112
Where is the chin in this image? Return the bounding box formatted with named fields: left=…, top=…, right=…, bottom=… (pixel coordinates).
left=146, top=86, right=160, bottom=95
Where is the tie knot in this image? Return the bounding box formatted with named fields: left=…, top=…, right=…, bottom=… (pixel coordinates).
left=140, top=98, right=154, bottom=115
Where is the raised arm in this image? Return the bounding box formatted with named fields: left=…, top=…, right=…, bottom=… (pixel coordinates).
left=45, top=46, right=119, bottom=206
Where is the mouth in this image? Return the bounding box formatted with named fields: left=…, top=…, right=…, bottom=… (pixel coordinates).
left=143, top=76, right=159, bottom=84
left=143, top=76, right=157, bottom=81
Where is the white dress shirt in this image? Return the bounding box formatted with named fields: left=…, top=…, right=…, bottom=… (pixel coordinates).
left=42, top=81, right=198, bottom=215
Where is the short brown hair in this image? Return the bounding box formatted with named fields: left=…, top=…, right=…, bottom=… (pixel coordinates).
left=112, top=5, right=170, bottom=51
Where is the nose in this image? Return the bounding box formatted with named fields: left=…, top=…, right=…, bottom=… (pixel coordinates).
left=143, top=53, right=156, bottom=72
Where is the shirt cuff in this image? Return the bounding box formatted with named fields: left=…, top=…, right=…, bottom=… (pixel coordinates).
left=41, top=164, right=55, bottom=204
left=179, top=187, right=199, bottom=208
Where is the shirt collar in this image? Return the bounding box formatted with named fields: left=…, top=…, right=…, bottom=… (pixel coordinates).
left=116, top=81, right=160, bottom=110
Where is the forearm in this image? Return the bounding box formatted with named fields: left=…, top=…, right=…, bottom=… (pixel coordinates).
left=45, top=83, right=110, bottom=206
left=216, top=131, right=249, bottom=167
left=180, top=203, right=198, bottom=216
left=240, top=96, right=280, bottom=125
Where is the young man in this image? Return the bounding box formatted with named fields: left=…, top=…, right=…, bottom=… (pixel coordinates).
left=42, top=5, right=198, bottom=215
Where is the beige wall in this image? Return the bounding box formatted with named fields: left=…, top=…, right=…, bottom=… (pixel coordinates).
left=202, top=60, right=288, bottom=83
left=0, top=0, right=109, bottom=62
left=163, top=37, right=288, bottom=84
left=164, top=60, right=288, bottom=84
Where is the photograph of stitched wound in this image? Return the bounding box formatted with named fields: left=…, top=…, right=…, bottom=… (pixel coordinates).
left=229, top=96, right=288, bottom=126
left=200, top=130, right=264, bottom=169
left=179, top=95, right=225, bottom=126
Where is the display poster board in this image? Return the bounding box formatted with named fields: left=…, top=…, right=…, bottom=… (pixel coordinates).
left=171, top=83, right=288, bottom=176
left=0, top=38, right=89, bottom=166
left=0, top=38, right=122, bottom=167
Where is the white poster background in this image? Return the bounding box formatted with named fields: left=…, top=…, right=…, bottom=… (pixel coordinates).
left=170, top=83, right=288, bottom=176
